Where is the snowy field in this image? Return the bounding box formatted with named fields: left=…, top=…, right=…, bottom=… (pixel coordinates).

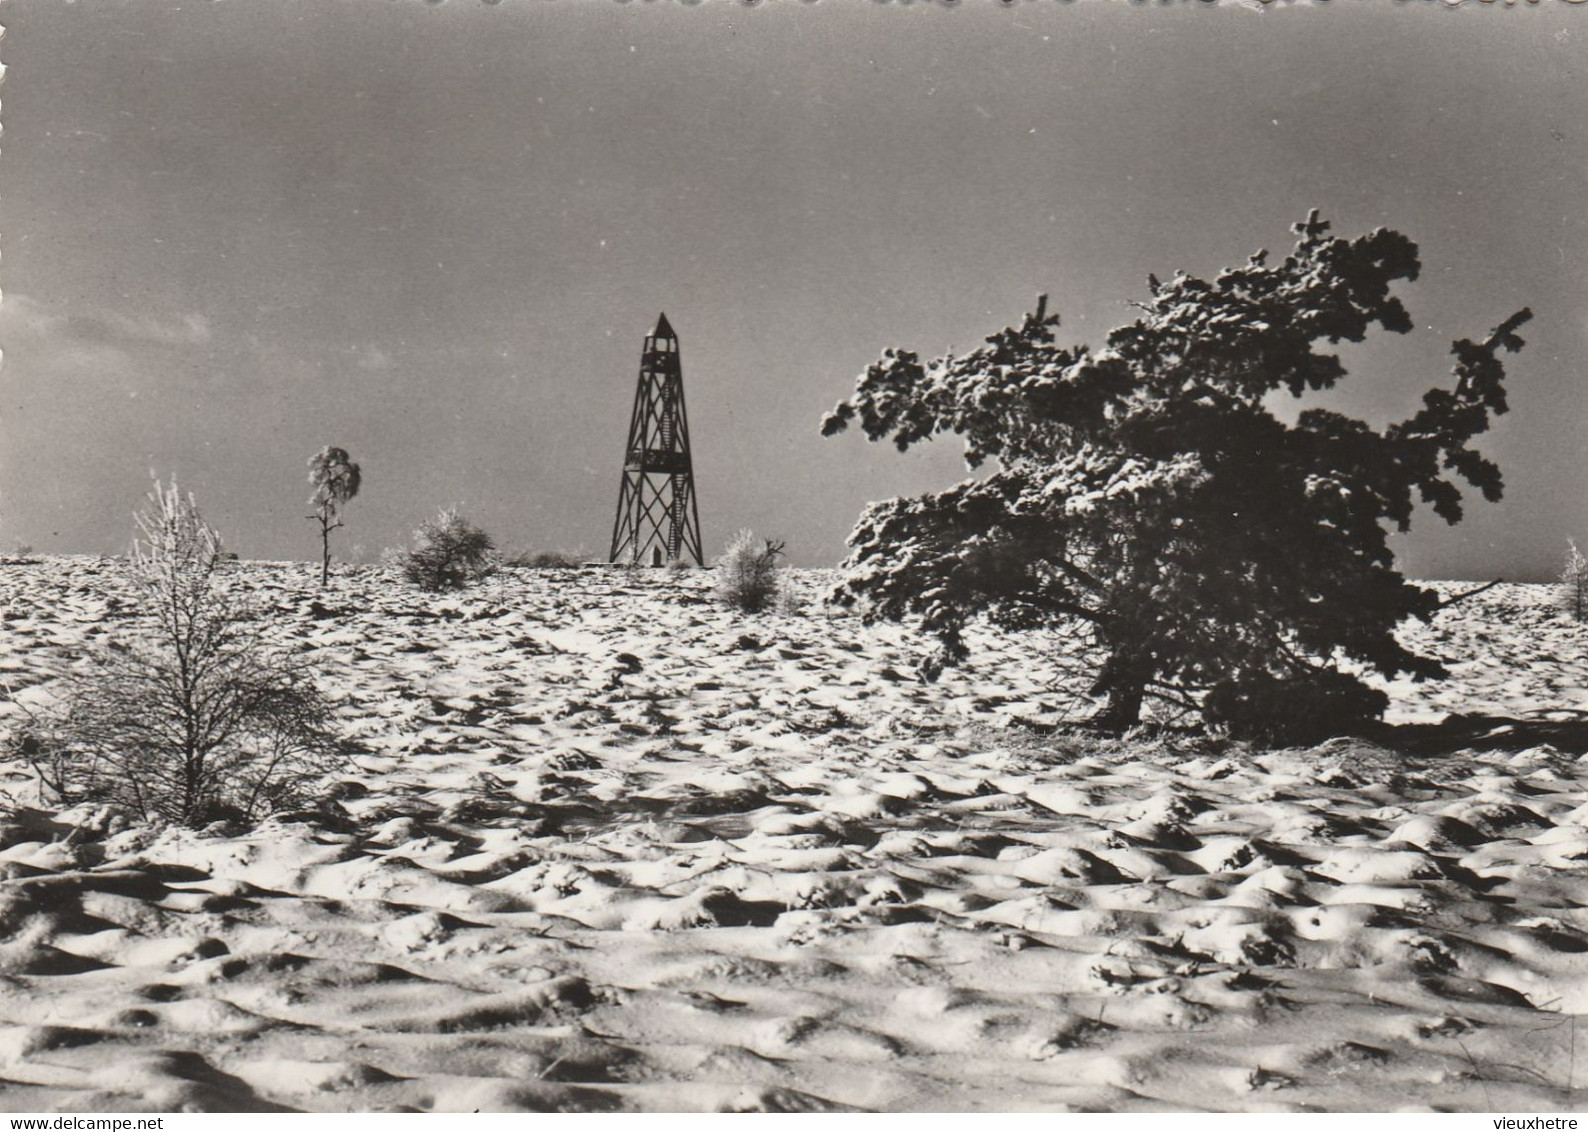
left=0, top=559, right=1585, bottom=1113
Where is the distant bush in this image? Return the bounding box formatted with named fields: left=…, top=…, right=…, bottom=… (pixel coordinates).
left=777, top=580, right=804, bottom=615
left=10, top=480, right=345, bottom=827
left=399, top=507, right=497, bottom=591
left=502, top=549, right=582, bottom=570
left=715, top=529, right=785, bottom=613
left=1563, top=540, right=1588, bottom=622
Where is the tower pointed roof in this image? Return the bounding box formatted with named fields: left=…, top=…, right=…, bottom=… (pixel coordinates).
left=652, top=312, right=676, bottom=340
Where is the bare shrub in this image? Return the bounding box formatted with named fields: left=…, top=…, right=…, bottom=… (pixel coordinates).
left=715, top=529, right=785, bottom=613
left=1563, top=539, right=1588, bottom=622
left=502, top=549, right=581, bottom=570
left=12, top=480, right=344, bottom=826
left=399, top=507, right=497, bottom=591
left=775, top=589, right=800, bottom=616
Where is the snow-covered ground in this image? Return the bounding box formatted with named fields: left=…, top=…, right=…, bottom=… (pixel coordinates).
left=0, top=559, right=1585, bottom=1112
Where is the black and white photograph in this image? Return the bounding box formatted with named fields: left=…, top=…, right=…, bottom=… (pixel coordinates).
left=0, top=0, right=1585, bottom=1115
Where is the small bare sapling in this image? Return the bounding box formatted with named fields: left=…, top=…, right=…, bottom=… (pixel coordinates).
left=12, top=480, right=344, bottom=826
left=1563, top=539, right=1588, bottom=622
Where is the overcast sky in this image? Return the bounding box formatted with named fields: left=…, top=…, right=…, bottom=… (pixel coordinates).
left=2, top=0, right=1583, bottom=577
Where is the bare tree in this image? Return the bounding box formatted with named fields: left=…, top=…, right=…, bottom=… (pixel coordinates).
left=307, top=446, right=362, bottom=587
left=1563, top=540, right=1588, bottom=622
left=13, top=479, right=345, bottom=826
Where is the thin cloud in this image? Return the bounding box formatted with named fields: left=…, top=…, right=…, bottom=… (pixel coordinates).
left=0, top=292, right=66, bottom=339
left=352, top=343, right=394, bottom=373
left=0, top=292, right=211, bottom=349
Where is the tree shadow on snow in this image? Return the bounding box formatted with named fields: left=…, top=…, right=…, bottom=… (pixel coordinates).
left=1373, top=711, right=1588, bottom=757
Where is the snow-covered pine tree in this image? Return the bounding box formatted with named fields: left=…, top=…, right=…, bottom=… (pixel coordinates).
left=822, top=213, right=1530, bottom=743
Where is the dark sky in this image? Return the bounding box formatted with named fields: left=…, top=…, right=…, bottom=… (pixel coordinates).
left=2, top=0, right=1583, bottom=578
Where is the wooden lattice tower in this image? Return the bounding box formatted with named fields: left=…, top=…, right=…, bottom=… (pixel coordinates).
left=609, top=313, right=704, bottom=566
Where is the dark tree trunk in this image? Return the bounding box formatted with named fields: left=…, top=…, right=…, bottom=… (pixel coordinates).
left=320, top=519, right=331, bottom=587
left=1092, top=646, right=1152, bottom=732
left=1095, top=678, right=1146, bottom=732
